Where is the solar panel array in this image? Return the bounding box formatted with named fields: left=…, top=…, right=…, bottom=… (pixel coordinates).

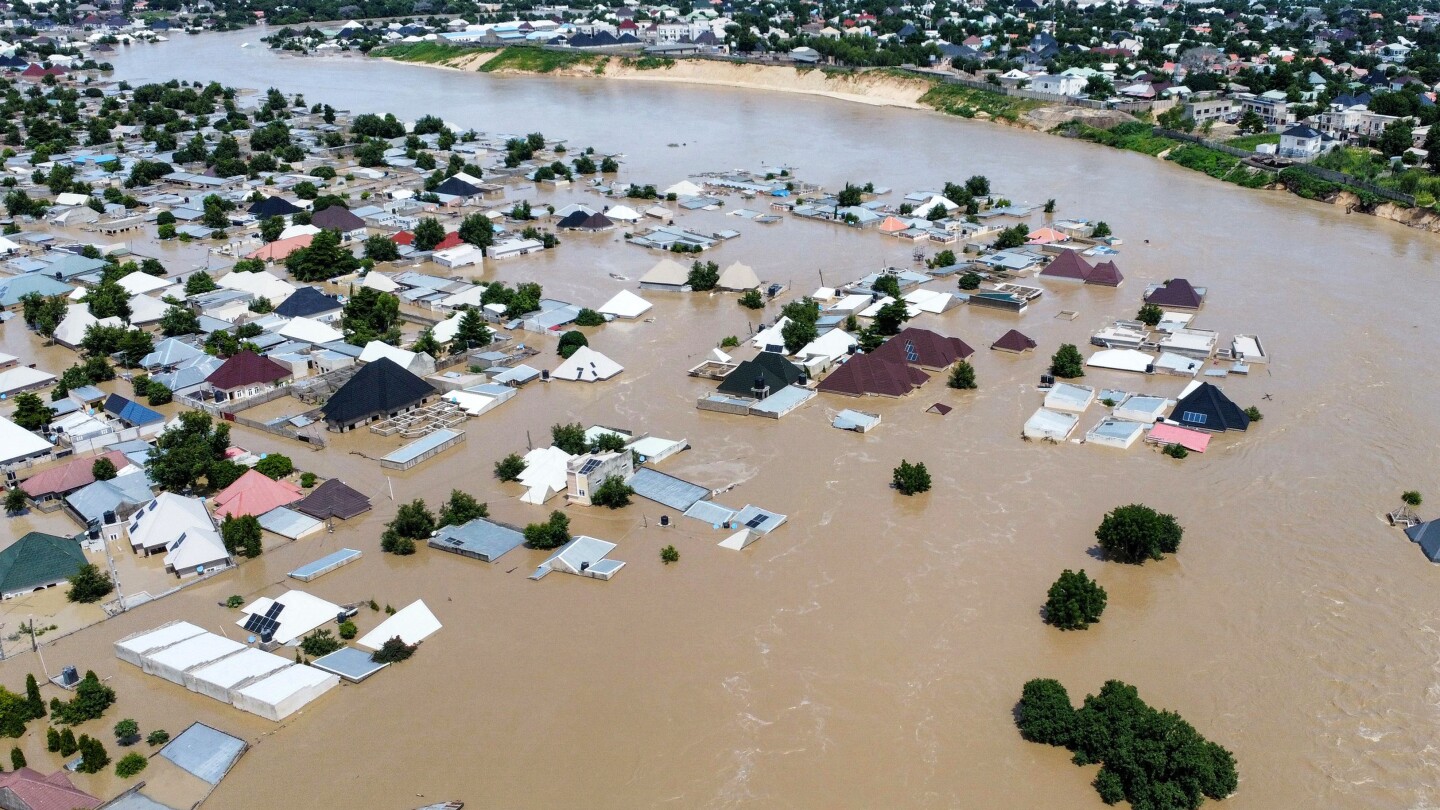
left=242, top=602, right=286, bottom=639
left=904, top=341, right=919, bottom=363
left=579, top=459, right=603, bottom=475
left=746, top=514, right=770, bottom=529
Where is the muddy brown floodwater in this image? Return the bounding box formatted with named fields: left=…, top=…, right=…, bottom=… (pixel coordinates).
left=0, top=29, right=1434, bottom=810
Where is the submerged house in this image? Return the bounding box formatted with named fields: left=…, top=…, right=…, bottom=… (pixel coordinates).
left=1039, top=251, right=1124, bottom=287
left=716, top=352, right=806, bottom=398
left=205, top=350, right=293, bottom=403
left=530, top=536, right=626, bottom=581
left=870, top=327, right=973, bottom=371
left=321, top=358, right=437, bottom=431
left=1170, top=382, right=1249, bottom=432
left=1405, top=520, right=1440, bottom=563
left=1144, top=278, right=1205, bottom=309
left=0, top=532, right=87, bottom=600
left=817, top=353, right=929, bottom=397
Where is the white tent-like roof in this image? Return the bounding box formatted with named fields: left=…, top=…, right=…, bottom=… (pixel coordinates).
left=219, top=269, right=296, bottom=303
left=142, top=632, right=244, bottom=685
left=117, top=272, right=171, bottom=296
left=639, top=258, right=690, bottom=287
left=604, top=204, right=642, bottom=222
left=279, top=224, right=321, bottom=241
left=279, top=316, right=344, bottom=345
left=1087, top=348, right=1155, bottom=374
left=664, top=180, right=703, bottom=197
left=750, top=316, right=791, bottom=350
left=1023, top=407, right=1079, bottom=441
left=0, top=417, right=50, bottom=464
left=553, top=346, right=623, bottom=382
left=114, top=621, right=206, bottom=668
left=518, top=446, right=573, bottom=505
left=361, top=272, right=400, bottom=292
left=162, top=526, right=230, bottom=575
left=432, top=312, right=462, bottom=343
left=185, top=647, right=294, bottom=704
left=716, top=262, right=761, bottom=291
left=356, top=600, right=442, bottom=650
left=0, top=366, right=55, bottom=396
left=128, top=493, right=216, bottom=553
left=597, top=289, right=653, bottom=319
left=797, top=329, right=857, bottom=363
left=127, top=293, right=170, bottom=325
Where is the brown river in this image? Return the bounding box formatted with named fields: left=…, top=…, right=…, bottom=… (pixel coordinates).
left=1, top=30, right=1436, bottom=809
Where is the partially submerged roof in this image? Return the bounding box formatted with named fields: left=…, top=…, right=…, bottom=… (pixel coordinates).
left=0, top=532, right=86, bottom=594
left=428, top=518, right=525, bottom=563
left=1144, top=277, right=1204, bottom=308
left=206, top=350, right=292, bottom=390
left=716, top=352, right=805, bottom=397
left=870, top=327, right=973, bottom=368
left=158, top=722, right=247, bottom=785
left=321, top=357, right=436, bottom=425
left=629, top=467, right=710, bottom=511
left=293, top=479, right=372, bottom=520
left=553, top=346, right=623, bottom=382
left=213, top=469, right=303, bottom=519
left=817, top=353, right=929, bottom=397
left=991, top=329, right=1037, bottom=353
left=1171, top=381, right=1249, bottom=432
left=356, top=600, right=441, bottom=650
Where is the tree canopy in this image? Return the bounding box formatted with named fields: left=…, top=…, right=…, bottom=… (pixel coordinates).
left=1095, top=504, right=1183, bottom=564
left=1044, top=569, right=1107, bottom=630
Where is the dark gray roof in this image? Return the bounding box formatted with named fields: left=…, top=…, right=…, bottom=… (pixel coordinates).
left=273, top=286, right=341, bottom=319
left=1406, top=521, right=1440, bottom=562
left=321, top=358, right=436, bottom=426
left=294, top=479, right=372, bottom=520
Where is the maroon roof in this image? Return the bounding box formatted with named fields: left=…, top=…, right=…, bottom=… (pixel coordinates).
left=0, top=768, right=100, bottom=810
left=1040, top=250, right=1092, bottom=281
left=991, top=329, right=1037, bottom=353
left=1144, top=278, right=1204, bottom=308
left=818, top=353, right=929, bottom=397
left=1087, top=260, right=1124, bottom=287
left=311, top=206, right=366, bottom=232
left=206, top=350, right=292, bottom=390
left=870, top=327, right=974, bottom=369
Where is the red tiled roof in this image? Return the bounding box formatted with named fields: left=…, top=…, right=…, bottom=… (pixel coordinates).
left=206, top=350, right=292, bottom=391
left=20, top=451, right=130, bottom=498
left=818, top=353, right=929, bottom=397
left=870, top=327, right=974, bottom=369
left=0, top=768, right=100, bottom=810
left=213, top=468, right=302, bottom=518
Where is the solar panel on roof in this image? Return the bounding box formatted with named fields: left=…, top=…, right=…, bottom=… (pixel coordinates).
left=579, top=459, right=602, bottom=475
left=745, top=514, right=769, bottom=528
left=242, top=614, right=266, bottom=633
left=265, top=602, right=285, bottom=619
left=904, top=341, right=918, bottom=363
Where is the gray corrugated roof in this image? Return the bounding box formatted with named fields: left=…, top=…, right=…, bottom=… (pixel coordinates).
left=629, top=467, right=710, bottom=512
left=428, top=518, right=525, bottom=563
left=158, top=723, right=247, bottom=785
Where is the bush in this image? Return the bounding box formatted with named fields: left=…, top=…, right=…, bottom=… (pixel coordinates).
left=113, top=718, right=139, bottom=744
left=1016, top=678, right=1076, bottom=746
left=661, top=544, right=679, bottom=564
left=720, top=336, right=740, bottom=348
left=115, top=752, right=147, bottom=778
left=957, top=271, right=982, bottom=290
left=1402, top=491, right=1423, bottom=507
left=338, top=620, right=357, bottom=640
left=574, top=308, right=605, bottom=327
left=146, top=383, right=172, bottom=406
left=371, top=636, right=417, bottom=664
left=76, top=735, right=109, bottom=774
left=146, top=729, right=169, bottom=746
left=1051, top=344, right=1084, bottom=379
left=1136, top=303, right=1162, bottom=326
left=1164, top=443, right=1189, bottom=459
left=299, top=629, right=342, bottom=658
left=589, top=475, right=633, bottom=509
left=1244, top=406, right=1263, bottom=422
left=437, top=489, right=488, bottom=527
left=523, top=511, right=570, bottom=550
left=10, top=746, right=23, bottom=769
left=47, top=726, right=60, bottom=752
left=892, top=460, right=932, bottom=496
left=300, top=472, right=317, bottom=488
left=66, top=564, right=114, bottom=603
left=550, top=422, right=588, bottom=455
left=494, top=453, right=527, bottom=482
left=556, top=330, right=588, bottom=359
left=1044, top=570, right=1107, bottom=630
left=738, top=289, right=764, bottom=309
left=1094, top=504, right=1183, bottom=564
left=947, top=361, right=977, bottom=390
left=254, top=453, right=294, bottom=479
left=58, top=728, right=77, bottom=756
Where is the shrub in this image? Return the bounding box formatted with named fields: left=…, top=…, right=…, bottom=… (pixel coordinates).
left=254, top=453, right=294, bottom=479
left=892, top=460, right=932, bottom=496
left=738, top=289, right=764, bottom=309
left=1094, top=504, right=1183, bottom=564
left=1244, top=406, right=1263, bottom=422
left=494, top=453, right=527, bottom=482
left=146, top=729, right=169, bottom=746
left=338, top=620, right=357, bottom=640
left=1164, top=443, right=1189, bottom=459
left=115, top=752, right=147, bottom=778
left=76, top=735, right=110, bottom=774
left=1016, top=678, right=1076, bottom=746
left=719, top=336, right=740, bottom=348
left=437, top=489, right=488, bottom=527
left=574, top=308, right=605, bottom=327
left=661, top=545, right=679, bottom=564
left=1050, top=344, right=1084, bottom=379
left=58, top=728, right=77, bottom=756
left=523, top=511, right=570, bottom=550
left=1136, top=303, right=1162, bottom=326
left=957, top=271, right=982, bottom=290
left=947, top=361, right=977, bottom=390
left=1044, top=570, right=1107, bottom=630
left=1402, top=491, right=1423, bottom=507
left=66, top=564, right=114, bottom=603
left=46, top=726, right=60, bottom=752
left=113, top=718, right=139, bottom=744
left=589, top=475, right=633, bottom=509
left=10, top=746, right=23, bottom=769
left=371, top=636, right=417, bottom=664
left=300, top=472, right=317, bottom=488
left=299, top=629, right=342, bottom=658
left=556, top=330, right=588, bottom=359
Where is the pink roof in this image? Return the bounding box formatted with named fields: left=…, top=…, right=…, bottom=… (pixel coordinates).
left=1147, top=423, right=1210, bottom=453
left=21, top=451, right=130, bottom=498
left=0, top=768, right=100, bottom=810
left=213, top=468, right=302, bottom=518
left=1026, top=227, right=1068, bottom=245
left=246, top=233, right=313, bottom=262
left=879, top=216, right=909, bottom=233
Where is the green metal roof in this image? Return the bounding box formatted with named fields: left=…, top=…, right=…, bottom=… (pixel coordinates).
left=0, top=532, right=87, bottom=594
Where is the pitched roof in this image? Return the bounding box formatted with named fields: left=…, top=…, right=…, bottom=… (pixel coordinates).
left=103, top=394, right=164, bottom=427
left=991, top=329, right=1038, bottom=352
left=817, top=353, right=929, bottom=397
left=273, top=286, right=341, bottom=319
left=0, top=767, right=100, bottom=810
left=716, top=352, right=806, bottom=396
left=310, top=206, right=366, bottom=232
left=0, top=532, right=86, bottom=594
left=1405, top=521, right=1440, bottom=562
left=1145, top=277, right=1204, bottom=308
left=213, top=469, right=303, bottom=519
left=433, top=176, right=482, bottom=197
left=294, top=478, right=372, bottom=520
left=206, top=350, right=292, bottom=390
left=20, top=451, right=129, bottom=498
left=1171, top=382, right=1249, bottom=432
left=1087, top=260, right=1124, bottom=286
left=247, top=196, right=303, bottom=217
left=870, top=327, right=974, bottom=369
left=321, top=357, right=436, bottom=425
left=1040, top=250, right=1092, bottom=280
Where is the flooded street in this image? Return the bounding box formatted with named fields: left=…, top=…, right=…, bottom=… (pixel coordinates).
left=4, top=30, right=1436, bottom=809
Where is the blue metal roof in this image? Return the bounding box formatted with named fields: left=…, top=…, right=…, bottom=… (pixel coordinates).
left=104, top=394, right=164, bottom=426
left=158, top=723, right=247, bottom=785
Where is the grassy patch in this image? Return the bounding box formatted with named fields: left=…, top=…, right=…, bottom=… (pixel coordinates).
left=618, top=55, right=675, bottom=70
left=1060, top=121, right=1177, bottom=155
left=371, top=42, right=491, bottom=65
left=476, top=47, right=600, bottom=73
left=919, top=82, right=1045, bottom=123
left=1224, top=133, right=1279, bottom=151
left=1167, top=144, right=1272, bottom=188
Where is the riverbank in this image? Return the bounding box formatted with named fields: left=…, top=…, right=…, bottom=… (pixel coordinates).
left=371, top=44, right=1440, bottom=232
